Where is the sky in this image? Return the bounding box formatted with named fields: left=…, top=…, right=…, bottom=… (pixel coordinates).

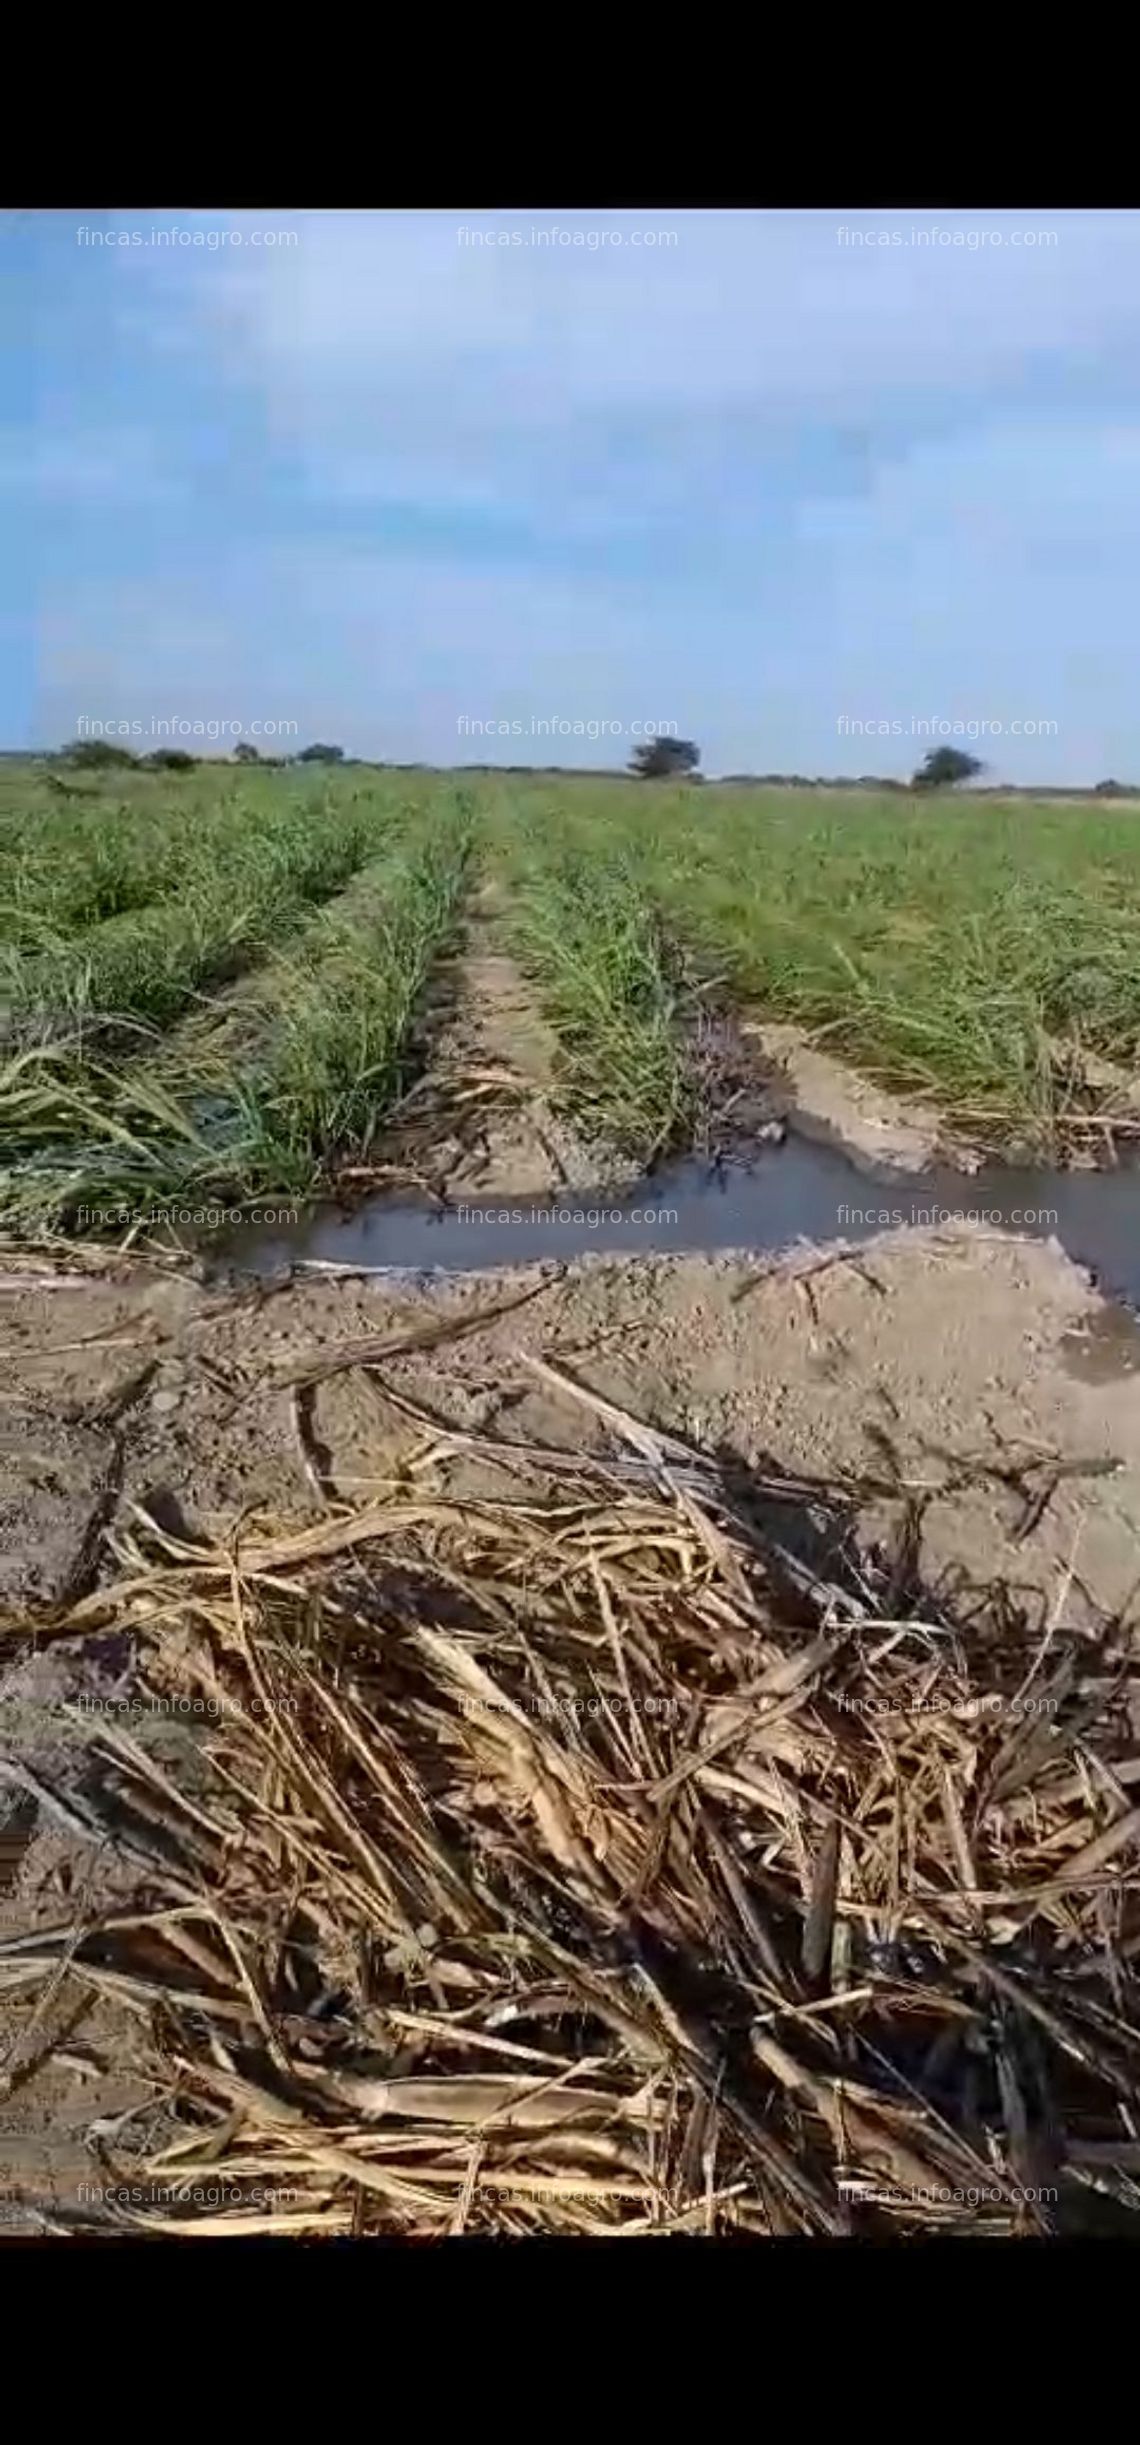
left=5, top=207, right=1140, bottom=783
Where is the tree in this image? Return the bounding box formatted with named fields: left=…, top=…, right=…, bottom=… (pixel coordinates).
left=59, top=737, right=135, bottom=768
left=233, top=740, right=261, bottom=764
left=298, top=742, right=345, bottom=764
left=912, top=747, right=984, bottom=791
left=141, top=748, right=196, bottom=770
left=629, top=737, right=700, bottom=780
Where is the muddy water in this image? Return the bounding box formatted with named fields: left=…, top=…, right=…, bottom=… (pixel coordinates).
left=211, top=1132, right=1140, bottom=1314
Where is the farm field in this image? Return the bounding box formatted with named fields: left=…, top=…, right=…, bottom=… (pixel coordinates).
left=6, top=759, right=1140, bottom=2242
left=17, top=209, right=1140, bottom=2248
left=482, top=775, right=1140, bottom=1157
left=3, top=761, right=1139, bottom=1236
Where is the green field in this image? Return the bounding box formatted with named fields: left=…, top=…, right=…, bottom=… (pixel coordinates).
left=484, top=775, right=1140, bottom=1162
left=2, top=761, right=1138, bottom=1232
left=0, top=763, right=472, bottom=1230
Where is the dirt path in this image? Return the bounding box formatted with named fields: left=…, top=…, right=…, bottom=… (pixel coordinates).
left=386, top=884, right=606, bottom=1197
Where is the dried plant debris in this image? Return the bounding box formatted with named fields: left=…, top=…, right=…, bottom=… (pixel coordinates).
left=6, top=1390, right=1140, bottom=2238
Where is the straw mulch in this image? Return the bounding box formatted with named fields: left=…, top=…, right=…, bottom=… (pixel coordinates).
left=6, top=1369, right=1140, bottom=2236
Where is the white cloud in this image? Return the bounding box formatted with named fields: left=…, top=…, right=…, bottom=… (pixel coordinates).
left=121, top=209, right=1140, bottom=427
left=24, top=210, right=1140, bottom=781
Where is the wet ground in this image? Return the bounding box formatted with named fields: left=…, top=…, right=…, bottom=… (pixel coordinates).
left=211, top=1131, right=1140, bottom=1314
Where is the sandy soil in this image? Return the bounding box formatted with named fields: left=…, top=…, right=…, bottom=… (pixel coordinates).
left=4, top=1218, right=1140, bottom=2225
left=748, top=1019, right=983, bottom=1174
left=751, top=1020, right=1139, bottom=1175
left=383, top=889, right=606, bottom=1198
left=3, top=1222, right=1138, bottom=1626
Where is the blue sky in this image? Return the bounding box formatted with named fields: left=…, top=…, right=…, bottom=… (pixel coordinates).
left=6, top=208, right=1140, bottom=781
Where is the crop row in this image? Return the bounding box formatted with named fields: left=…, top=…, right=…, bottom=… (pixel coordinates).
left=2, top=788, right=402, bottom=1047
left=488, top=793, right=693, bottom=1161
left=1, top=793, right=473, bottom=1230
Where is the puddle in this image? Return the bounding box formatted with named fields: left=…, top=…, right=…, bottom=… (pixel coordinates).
left=209, top=1130, right=1140, bottom=1322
